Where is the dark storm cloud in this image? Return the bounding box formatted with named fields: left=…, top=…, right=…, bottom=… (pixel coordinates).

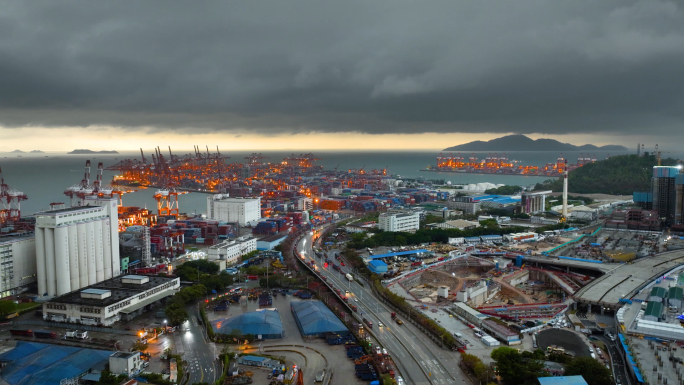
left=1, top=0, right=684, bottom=136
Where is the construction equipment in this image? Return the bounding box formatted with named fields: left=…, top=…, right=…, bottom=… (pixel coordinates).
left=655, top=144, right=674, bottom=166
left=0, top=167, right=27, bottom=226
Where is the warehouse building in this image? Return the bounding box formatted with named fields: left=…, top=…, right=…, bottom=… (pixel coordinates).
left=643, top=301, right=663, bottom=322
left=43, top=275, right=180, bottom=326
left=35, top=196, right=120, bottom=297
left=668, top=286, right=683, bottom=309
left=429, top=219, right=480, bottom=230
left=482, top=319, right=521, bottom=345
left=206, top=195, right=261, bottom=226
left=291, top=300, right=349, bottom=338
left=0, top=341, right=113, bottom=385
left=211, top=309, right=284, bottom=339
left=256, top=233, right=288, bottom=250
left=520, top=191, right=550, bottom=214
left=368, top=260, right=388, bottom=274
left=207, top=236, right=257, bottom=266
left=648, top=287, right=667, bottom=302
left=378, top=212, right=420, bottom=232
left=451, top=302, right=489, bottom=327
left=0, top=233, right=37, bottom=299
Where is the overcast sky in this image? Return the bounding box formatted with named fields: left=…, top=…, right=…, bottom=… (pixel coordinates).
left=1, top=0, right=683, bottom=151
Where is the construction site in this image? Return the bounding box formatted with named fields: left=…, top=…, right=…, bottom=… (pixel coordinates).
left=545, top=228, right=664, bottom=262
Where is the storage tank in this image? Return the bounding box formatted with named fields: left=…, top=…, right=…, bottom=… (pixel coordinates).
left=86, top=221, right=97, bottom=285
left=54, top=225, right=71, bottom=295
left=44, top=227, right=57, bottom=296
left=35, top=227, right=47, bottom=296
left=102, top=219, right=112, bottom=279
left=77, top=222, right=89, bottom=288
left=93, top=219, right=104, bottom=282
left=67, top=224, right=80, bottom=291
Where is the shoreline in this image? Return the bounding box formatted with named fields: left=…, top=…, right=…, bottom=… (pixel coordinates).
left=418, top=169, right=558, bottom=178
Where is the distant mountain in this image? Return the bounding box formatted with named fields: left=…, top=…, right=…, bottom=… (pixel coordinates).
left=30, top=150, right=44, bottom=153
left=10, top=149, right=25, bottom=153
left=443, top=135, right=628, bottom=152
left=68, top=149, right=119, bottom=154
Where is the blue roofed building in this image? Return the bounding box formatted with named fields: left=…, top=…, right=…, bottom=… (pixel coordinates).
left=537, top=375, right=588, bottom=385
left=368, top=260, right=388, bottom=274
left=291, top=300, right=349, bottom=337
left=211, top=309, right=284, bottom=339
left=0, top=341, right=113, bottom=385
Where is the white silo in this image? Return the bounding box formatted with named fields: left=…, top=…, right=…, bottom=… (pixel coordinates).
left=102, top=219, right=112, bottom=279
left=77, top=221, right=89, bottom=288
left=54, top=226, right=71, bottom=295
left=86, top=220, right=96, bottom=285
left=68, top=224, right=80, bottom=290
left=94, top=219, right=104, bottom=282
left=44, top=228, right=57, bottom=295
left=35, top=227, right=47, bottom=296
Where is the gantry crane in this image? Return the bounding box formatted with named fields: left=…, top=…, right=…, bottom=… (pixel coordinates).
left=0, top=167, right=27, bottom=226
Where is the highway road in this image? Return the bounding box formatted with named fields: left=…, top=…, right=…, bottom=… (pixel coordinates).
left=297, top=231, right=469, bottom=385
left=171, top=305, right=219, bottom=385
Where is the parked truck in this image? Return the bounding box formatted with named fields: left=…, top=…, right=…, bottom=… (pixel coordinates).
left=65, top=330, right=88, bottom=339
left=10, top=329, right=33, bottom=337
left=34, top=330, right=58, bottom=339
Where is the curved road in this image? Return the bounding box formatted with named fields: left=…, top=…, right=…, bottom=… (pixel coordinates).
left=298, top=231, right=470, bottom=385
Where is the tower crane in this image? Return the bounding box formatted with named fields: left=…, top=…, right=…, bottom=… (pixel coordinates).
left=654, top=144, right=674, bottom=166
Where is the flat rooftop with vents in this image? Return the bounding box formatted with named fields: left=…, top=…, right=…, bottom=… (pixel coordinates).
left=43, top=275, right=180, bottom=326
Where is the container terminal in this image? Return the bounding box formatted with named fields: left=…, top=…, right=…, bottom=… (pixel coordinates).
left=421, top=152, right=598, bottom=176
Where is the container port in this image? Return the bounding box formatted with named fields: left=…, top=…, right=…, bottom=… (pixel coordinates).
left=422, top=152, right=597, bottom=176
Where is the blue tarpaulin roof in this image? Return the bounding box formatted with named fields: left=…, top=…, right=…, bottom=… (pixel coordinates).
left=211, top=310, right=284, bottom=339
left=291, top=300, right=349, bottom=336
left=369, top=249, right=430, bottom=260
left=369, top=260, right=388, bottom=267
left=537, top=376, right=588, bottom=385
left=0, top=342, right=113, bottom=385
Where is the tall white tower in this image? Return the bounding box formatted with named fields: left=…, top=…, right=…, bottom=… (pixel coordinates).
left=562, top=159, right=568, bottom=218
left=35, top=196, right=119, bottom=297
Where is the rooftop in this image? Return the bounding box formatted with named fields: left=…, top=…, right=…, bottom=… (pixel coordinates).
left=644, top=301, right=663, bottom=318
left=259, top=233, right=289, bottom=243
left=537, top=375, right=588, bottom=385
left=50, top=275, right=178, bottom=307
left=35, top=205, right=104, bottom=215
left=369, top=249, right=430, bottom=260
left=111, top=351, right=138, bottom=359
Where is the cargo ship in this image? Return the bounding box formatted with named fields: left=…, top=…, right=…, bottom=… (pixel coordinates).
left=420, top=153, right=597, bottom=177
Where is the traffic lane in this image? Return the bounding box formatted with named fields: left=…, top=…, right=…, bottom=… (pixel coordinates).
left=180, top=307, right=217, bottom=384
left=323, top=265, right=433, bottom=385
left=330, top=262, right=464, bottom=385
left=596, top=335, right=629, bottom=385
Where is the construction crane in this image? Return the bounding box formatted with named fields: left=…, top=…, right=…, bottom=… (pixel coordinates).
left=153, top=186, right=188, bottom=217
left=64, top=160, right=93, bottom=206
left=0, top=167, right=28, bottom=226
left=654, top=144, right=674, bottom=166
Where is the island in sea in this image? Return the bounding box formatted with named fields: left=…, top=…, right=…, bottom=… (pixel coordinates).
left=10, top=149, right=25, bottom=153
left=443, top=134, right=628, bottom=152
left=30, top=150, right=44, bottom=153
left=68, top=149, right=119, bottom=154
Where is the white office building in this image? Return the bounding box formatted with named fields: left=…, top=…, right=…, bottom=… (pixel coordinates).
left=378, top=212, right=420, bottom=233
left=206, top=195, right=261, bottom=226
left=207, top=236, right=257, bottom=266
left=0, top=234, right=37, bottom=298
left=44, top=275, right=180, bottom=326
left=35, top=196, right=120, bottom=297
left=109, top=351, right=143, bottom=375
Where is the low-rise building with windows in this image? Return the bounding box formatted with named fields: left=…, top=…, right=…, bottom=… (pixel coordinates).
left=207, top=236, right=257, bottom=265
left=378, top=212, right=419, bottom=232
left=43, top=275, right=179, bottom=326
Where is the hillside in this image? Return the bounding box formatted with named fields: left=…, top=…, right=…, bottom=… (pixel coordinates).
left=443, top=134, right=628, bottom=152
left=68, top=149, right=119, bottom=154
left=534, top=154, right=680, bottom=195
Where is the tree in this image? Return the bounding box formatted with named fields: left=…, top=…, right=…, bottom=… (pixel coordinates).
left=95, top=370, right=128, bottom=385
left=0, top=300, right=18, bottom=317
left=564, top=357, right=613, bottom=385
left=485, top=185, right=523, bottom=195
left=491, top=346, right=547, bottom=385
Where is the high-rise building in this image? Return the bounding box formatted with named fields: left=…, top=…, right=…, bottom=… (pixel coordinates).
left=206, top=195, right=261, bottom=226
left=35, top=196, right=119, bottom=297
left=0, top=234, right=37, bottom=298
left=652, top=166, right=680, bottom=226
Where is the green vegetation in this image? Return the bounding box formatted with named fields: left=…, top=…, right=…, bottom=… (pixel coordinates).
left=421, top=214, right=446, bottom=227
left=461, top=353, right=494, bottom=383
left=175, top=259, right=233, bottom=292
left=0, top=300, right=18, bottom=317
left=259, top=274, right=297, bottom=288
left=241, top=250, right=260, bottom=261
left=95, top=370, right=128, bottom=385
left=139, top=372, right=175, bottom=385
left=484, top=208, right=530, bottom=219
left=534, top=154, right=679, bottom=195
left=490, top=347, right=547, bottom=385
left=564, top=356, right=614, bottom=385
left=200, top=307, right=214, bottom=339
left=165, top=284, right=207, bottom=325
left=485, top=185, right=523, bottom=195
